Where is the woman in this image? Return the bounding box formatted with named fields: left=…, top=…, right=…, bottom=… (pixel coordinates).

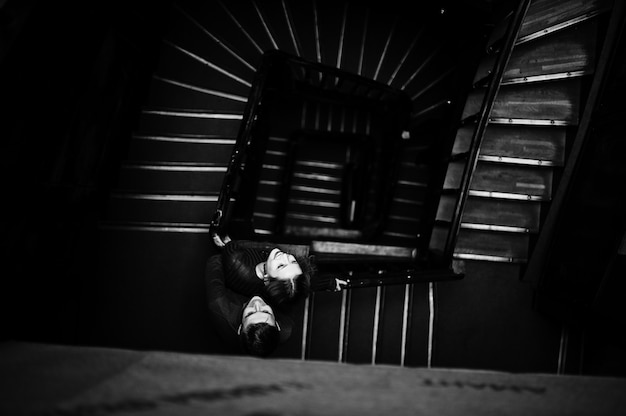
left=221, top=240, right=345, bottom=306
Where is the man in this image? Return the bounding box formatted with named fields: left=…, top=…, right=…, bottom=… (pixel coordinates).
left=205, top=253, right=292, bottom=357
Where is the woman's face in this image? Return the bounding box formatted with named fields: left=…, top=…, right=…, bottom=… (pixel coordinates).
left=265, top=248, right=302, bottom=281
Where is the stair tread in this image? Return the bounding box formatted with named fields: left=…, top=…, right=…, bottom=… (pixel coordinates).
left=462, top=79, right=581, bottom=124
left=476, top=18, right=598, bottom=85
left=520, top=0, right=611, bottom=41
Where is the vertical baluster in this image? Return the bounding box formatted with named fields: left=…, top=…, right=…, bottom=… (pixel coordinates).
left=338, top=290, right=349, bottom=362
left=557, top=326, right=569, bottom=375
left=427, top=282, right=435, bottom=368
left=301, top=294, right=312, bottom=360
left=371, top=285, right=383, bottom=365
left=400, top=283, right=412, bottom=366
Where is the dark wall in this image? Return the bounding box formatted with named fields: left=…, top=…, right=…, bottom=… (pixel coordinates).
left=0, top=0, right=170, bottom=344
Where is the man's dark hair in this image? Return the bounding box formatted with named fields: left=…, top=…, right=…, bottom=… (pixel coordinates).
left=240, top=323, right=280, bottom=357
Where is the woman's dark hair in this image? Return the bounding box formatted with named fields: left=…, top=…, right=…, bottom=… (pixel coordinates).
left=264, top=254, right=315, bottom=305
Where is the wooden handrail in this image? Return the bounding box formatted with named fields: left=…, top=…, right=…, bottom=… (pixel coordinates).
left=443, top=0, right=533, bottom=264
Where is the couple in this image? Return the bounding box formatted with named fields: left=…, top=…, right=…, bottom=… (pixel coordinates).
left=205, top=239, right=345, bottom=357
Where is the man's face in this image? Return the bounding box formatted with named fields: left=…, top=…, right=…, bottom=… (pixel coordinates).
left=241, top=296, right=276, bottom=332
left=265, top=248, right=302, bottom=281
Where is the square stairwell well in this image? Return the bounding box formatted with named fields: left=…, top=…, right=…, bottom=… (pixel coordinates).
left=212, top=50, right=462, bottom=284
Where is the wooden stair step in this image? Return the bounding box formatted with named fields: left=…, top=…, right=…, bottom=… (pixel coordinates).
left=381, top=217, right=422, bottom=239
left=128, top=134, right=235, bottom=164
left=136, top=109, right=242, bottom=137
left=386, top=198, right=427, bottom=219
left=284, top=212, right=341, bottom=227
left=283, top=226, right=363, bottom=240
left=462, top=78, right=581, bottom=124
left=389, top=181, right=429, bottom=202
left=454, top=229, right=530, bottom=261
left=117, top=162, right=227, bottom=193
left=430, top=226, right=529, bottom=262
left=444, top=161, right=553, bottom=199
left=105, top=192, right=219, bottom=224
left=397, top=161, right=430, bottom=180
left=520, top=0, right=611, bottom=41
left=145, top=76, right=248, bottom=113
left=257, top=163, right=286, bottom=183
left=436, top=195, right=541, bottom=232
left=452, top=124, right=566, bottom=164
left=250, top=215, right=276, bottom=235
left=255, top=181, right=284, bottom=203
left=475, top=18, right=597, bottom=85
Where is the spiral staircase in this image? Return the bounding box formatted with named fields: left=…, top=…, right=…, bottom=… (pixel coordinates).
left=91, top=0, right=625, bottom=369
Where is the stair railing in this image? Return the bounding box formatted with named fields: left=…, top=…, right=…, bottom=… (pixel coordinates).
left=209, top=55, right=273, bottom=246
left=443, top=0, right=533, bottom=264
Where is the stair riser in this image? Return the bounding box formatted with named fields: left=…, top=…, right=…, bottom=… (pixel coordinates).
left=117, top=168, right=226, bottom=193
left=475, top=19, right=597, bottom=84
left=437, top=195, right=541, bottom=231
left=106, top=197, right=218, bottom=224
left=453, top=125, right=566, bottom=164
left=128, top=139, right=235, bottom=164
left=430, top=226, right=530, bottom=260
left=146, top=78, right=247, bottom=113
left=445, top=162, right=553, bottom=199
left=138, top=113, right=242, bottom=137
left=462, top=79, right=581, bottom=123
left=520, top=0, right=609, bottom=39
